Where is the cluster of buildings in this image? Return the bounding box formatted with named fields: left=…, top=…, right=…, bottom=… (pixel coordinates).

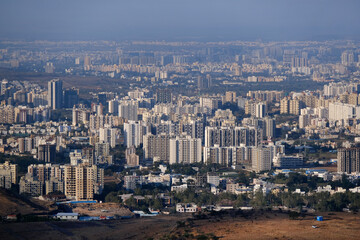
left=1, top=40, right=360, bottom=206
left=20, top=163, right=103, bottom=200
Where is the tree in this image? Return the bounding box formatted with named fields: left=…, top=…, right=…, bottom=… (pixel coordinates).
left=281, top=192, right=304, bottom=209
left=236, top=172, right=250, bottom=186
left=105, top=192, right=121, bottom=203
left=250, top=190, right=267, bottom=209
left=331, top=193, right=349, bottom=211
left=234, top=194, right=249, bottom=207
left=125, top=196, right=137, bottom=208
left=152, top=198, right=163, bottom=210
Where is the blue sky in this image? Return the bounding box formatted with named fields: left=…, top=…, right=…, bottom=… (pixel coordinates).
left=0, top=0, right=359, bottom=41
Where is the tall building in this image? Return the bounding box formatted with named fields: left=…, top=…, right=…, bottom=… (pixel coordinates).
left=280, top=98, right=303, bottom=115
left=289, top=99, right=301, bottom=115
left=200, top=97, right=222, bottom=110
left=47, top=79, right=63, bottom=109
left=27, top=164, right=64, bottom=184
left=328, top=102, right=359, bottom=122
left=0, top=161, right=18, bottom=185
left=225, top=91, right=237, bottom=103
left=84, top=56, right=91, bottom=68
left=255, top=102, right=266, bottom=118
left=72, top=107, right=91, bottom=126
left=19, top=176, right=43, bottom=196
left=341, top=51, right=355, bottom=66
left=1, top=79, right=8, bottom=95
left=37, top=144, right=56, bottom=163
left=264, top=117, right=276, bottom=139
left=280, top=98, right=289, bottom=114
left=252, top=146, right=272, bottom=172
left=205, top=126, right=262, bottom=148
left=323, top=82, right=359, bottom=97
left=156, top=89, right=172, bottom=103
left=75, top=166, right=94, bottom=201
left=95, top=141, right=112, bottom=165
left=169, top=136, right=201, bottom=165
left=18, top=137, right=33, bottom=153
left=63, top=88, right=79, bottom=108
left=64, top=165, right=104, bottom=201
left=204, top=146, right=237, bottom=166
left=108, top=99, right=119, bottom=114
left=181, top=120, right=205, bottom=143
left=82, top=147, right=95, bottom=166
left=0, top=106, right=15, bottom=123
left=124, top=121, right=149, bottom=147
left=45, top=177, right=64, bottom=195
left=44, top=62, right=55, bottom=73
left=99, top=127, right=117, bottom=148
left=125, top=146, right=140, bottom=167
left=337, top=148, right=360, bottom=173
left=118, top=101, right=138, bottom=121
left=143, top=133, right=170, bottom=162
left=0, top=169, right=12, bottom=189
left=197, top=75, right=211, bottom=89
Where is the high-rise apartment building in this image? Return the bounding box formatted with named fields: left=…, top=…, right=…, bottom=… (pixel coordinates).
left=84, top=56, right=91, bottom=68
left=0, top=161, right=18, bottom=186
left=72, top=106, right=91, bottom=126
left=255, top=102, right=266, bottom=118
left=0, top=106, right=15, bottom=123
left=337, top=148, right=360, bottom=173
left=99, top=127, right=117, bottom=148
left=169, top=136, right=201, bottom=165
left=63, top=88, right=79, bottom=108
left=280, top=98, right=303, bottom=115
left=252, top=146, right=272, bottom=172
left=264, top=117, right=276, bottom=139
left=125, top=146, right=140, bottom=166
left=64, top=165, right=103, bottom=201
left=205, top=126, right=262, bottom=148
left=47, top=79, right=63, bottom=109
left=143, top=133, right=170, bottom=162
left=225, top=91, right=237, bottom=103
left=118, top=101, right=138, bottom=121
left=124, top=121, right=149, bottom=147
left=341, top=51, right=355, bottom=66
left=156, top=89, right=172, bottom=103
left=1, top=79, right=8, bottom=95
left=37, top=144, right=56, bottom=163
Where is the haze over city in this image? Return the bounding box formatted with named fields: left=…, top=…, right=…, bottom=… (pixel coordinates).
left=1, top=0, right=360, bottom=41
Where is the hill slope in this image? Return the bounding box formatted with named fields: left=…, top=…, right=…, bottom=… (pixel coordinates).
left=0, top=188, right=53, bottom=216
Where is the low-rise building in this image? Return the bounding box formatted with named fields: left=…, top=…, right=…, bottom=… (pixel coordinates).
left=54, top=212, right=79, bottom=220
left=176, top=203, right=198, bottom=213
left=273, top=154, right=303, bottom=168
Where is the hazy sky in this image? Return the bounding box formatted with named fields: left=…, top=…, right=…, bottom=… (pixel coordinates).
left=0, top=0, right=360, bottom=41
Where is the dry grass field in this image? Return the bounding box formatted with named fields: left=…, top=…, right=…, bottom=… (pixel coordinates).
left=187, top=211, right=360, bottom=240
left=1, top=211, right=359, bottom=240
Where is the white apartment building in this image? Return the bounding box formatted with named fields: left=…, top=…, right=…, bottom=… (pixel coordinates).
left=169, top=136, right=201, bottom=164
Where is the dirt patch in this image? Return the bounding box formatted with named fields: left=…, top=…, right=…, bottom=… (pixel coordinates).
left=186, top=211, right=360, bottom=240
left=0, top=212, right=359, bottom=240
